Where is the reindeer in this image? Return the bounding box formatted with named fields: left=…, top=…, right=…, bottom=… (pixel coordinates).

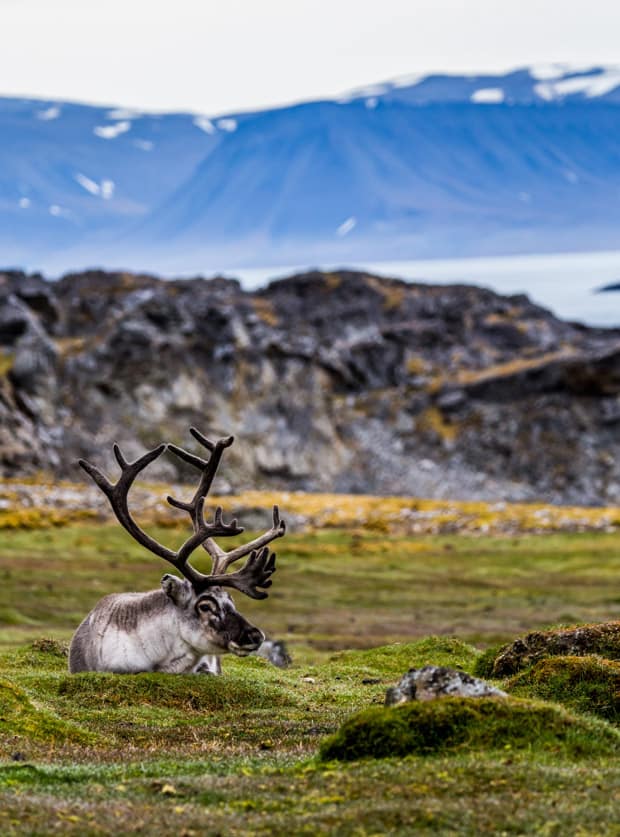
left=69, top=429, right=286, bottom=675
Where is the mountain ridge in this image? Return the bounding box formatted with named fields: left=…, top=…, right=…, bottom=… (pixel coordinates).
left=3, top=65, right=620, bottom=273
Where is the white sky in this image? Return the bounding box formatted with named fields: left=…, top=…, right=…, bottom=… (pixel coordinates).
left=1, top=0, right=619, bottom=114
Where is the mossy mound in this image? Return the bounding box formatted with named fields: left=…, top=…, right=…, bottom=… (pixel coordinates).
left=472, top=645, right=505, bottom=679
left=319, top=697, right=620, bottom=761
left=327, top=637, right=480, bottom=681
left=58, top=667, right=293, bottom=711
left=490, top=622, right=620, bottom=677
left=0, top=678, right=92, bottom=743
left=0, top=639, right=70, bottom=673
left=508, top=656, right=620, bottom=723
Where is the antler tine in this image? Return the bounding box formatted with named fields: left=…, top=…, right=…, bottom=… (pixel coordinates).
left=79, top=442, right=243, bottom=590
left=165, top=429, right=286, bottom=598
left=197, top=546, right=277, bottom=600
left=166, top=431, right=239, bottom=566
left=190, top=426, right=219, bottom=451
left=211, top=504, right=286, bottom=575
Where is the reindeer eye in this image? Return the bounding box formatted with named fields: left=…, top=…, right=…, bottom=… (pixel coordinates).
left=197, top=601, right=217, bottom=615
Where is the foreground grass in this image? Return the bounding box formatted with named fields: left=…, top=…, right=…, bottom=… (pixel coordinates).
left=2, top=521, right=620, bottom=833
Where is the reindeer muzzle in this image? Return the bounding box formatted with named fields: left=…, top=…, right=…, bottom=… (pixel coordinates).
left=228, top=627, right=264, bottom=656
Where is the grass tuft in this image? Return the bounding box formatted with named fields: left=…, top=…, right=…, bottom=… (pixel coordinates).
left=319, top=696, right=620, bottom=761
left=327, top=637, right=480, bottom=680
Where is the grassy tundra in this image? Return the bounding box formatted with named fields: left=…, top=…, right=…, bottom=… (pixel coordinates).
left=1, top=497, right=620, bottom=834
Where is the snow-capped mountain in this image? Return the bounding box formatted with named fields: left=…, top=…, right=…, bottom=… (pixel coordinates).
left=2, top=65, right=620, bottom=274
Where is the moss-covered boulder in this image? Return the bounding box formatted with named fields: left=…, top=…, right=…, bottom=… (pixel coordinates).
left=490, top=622, right=620, bottom=676
left=0, top=678, right=92, bottom=744
left=507, top=655, right=620, bottom=723
left=319, top=697, right=620, bottom=761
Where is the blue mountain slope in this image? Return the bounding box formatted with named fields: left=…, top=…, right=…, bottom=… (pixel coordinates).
left=0, top=99, right=221, bottom=263
left=2, top=65, right=620, bottom=273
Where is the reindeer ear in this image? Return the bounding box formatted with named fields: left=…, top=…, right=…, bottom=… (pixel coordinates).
left=161, top=574, right=191, bottom=605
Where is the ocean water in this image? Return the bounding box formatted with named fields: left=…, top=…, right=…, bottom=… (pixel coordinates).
left=235, top=250, right=620, bottom=329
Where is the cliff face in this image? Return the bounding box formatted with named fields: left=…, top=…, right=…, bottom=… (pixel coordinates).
left=1, top=268, right=619, bottom=504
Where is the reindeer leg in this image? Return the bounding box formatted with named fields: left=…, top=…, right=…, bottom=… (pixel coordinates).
left=192, top=655, right=222, bottom=676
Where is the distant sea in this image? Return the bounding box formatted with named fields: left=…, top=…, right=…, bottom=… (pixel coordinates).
left=235, top=250, right=620, bottom=329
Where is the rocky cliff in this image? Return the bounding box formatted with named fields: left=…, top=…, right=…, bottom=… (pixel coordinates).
left=1, top=268, right=619, bottom=504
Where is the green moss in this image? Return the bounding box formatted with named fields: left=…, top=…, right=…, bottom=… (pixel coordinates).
left=319, top=697, right=620, bottom=761
left=327, top=637, right=480, bottom=680
left=472, top=645, right=504, bottom=679
left=508, top=655, right=620, bottom=723
left=0, top=640, right=69, bottom=672
left=0, top=677, right=92, bottom=744
left=491, top=622, right=620, bottom=676
left=56, top=666, right=294, bottom=711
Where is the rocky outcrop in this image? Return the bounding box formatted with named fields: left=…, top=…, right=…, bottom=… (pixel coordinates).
left=1, top=268, right=620, bottom=503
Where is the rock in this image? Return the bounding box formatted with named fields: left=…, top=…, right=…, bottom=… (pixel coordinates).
left=255, top=640, right=292, bottom=669
left=385, top=665, right=506, bottom=706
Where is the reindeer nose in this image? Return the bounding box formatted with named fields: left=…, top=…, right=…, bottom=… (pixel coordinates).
left=246, top=627, right=264, bottom=647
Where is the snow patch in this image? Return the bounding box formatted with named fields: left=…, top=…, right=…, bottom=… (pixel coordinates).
left=133, top=139, right=154, bottom=151
left=93, top=121, right=131, bottom=139
left=18, top=197, right=30, bottom=209
left=529, top=63, right=595, bottom=81
left=392, top=73, right=424, bottom=89
left=75, top=173, right=115, bottom=200
left=36, top=105, right=61, bottom=121
left=193, top=116, right=216, bottom=134
left=100, top=180, right=115, bottom=200
left=106, top=108, right=141, bottom=120
left=217, top=118, right=237, bottom=133
left=75, top=173, right=100, bottom=196
left=336, top=216, right=357, bottom=237
left=337, top=82, right=390, bottom=103
left=535, top=68, right=620, bottom=100
left=471, top=87, right=505, bottom=104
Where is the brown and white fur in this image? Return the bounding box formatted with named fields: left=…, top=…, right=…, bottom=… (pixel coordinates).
left=69, top=575, right=264, bottom=674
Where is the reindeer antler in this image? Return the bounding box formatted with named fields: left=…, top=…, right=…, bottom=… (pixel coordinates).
left=167, top=428, right=286, bottom=594
left=78, top=430, right=283, bottom=599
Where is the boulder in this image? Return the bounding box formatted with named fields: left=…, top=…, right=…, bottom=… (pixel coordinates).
left=255, top=639, right=292, bottom=669
left=385, top=665, right=506, bottom=705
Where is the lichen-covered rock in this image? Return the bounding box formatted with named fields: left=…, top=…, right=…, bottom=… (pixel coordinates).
left=491, top=622, right=620, bottom=677
left=385, top=665, right=506, bottom=705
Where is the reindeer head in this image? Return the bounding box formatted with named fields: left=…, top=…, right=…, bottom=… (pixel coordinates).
left=78, top=428, right=286, bottom=657
left=160, top=575, right=265, bottom=656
